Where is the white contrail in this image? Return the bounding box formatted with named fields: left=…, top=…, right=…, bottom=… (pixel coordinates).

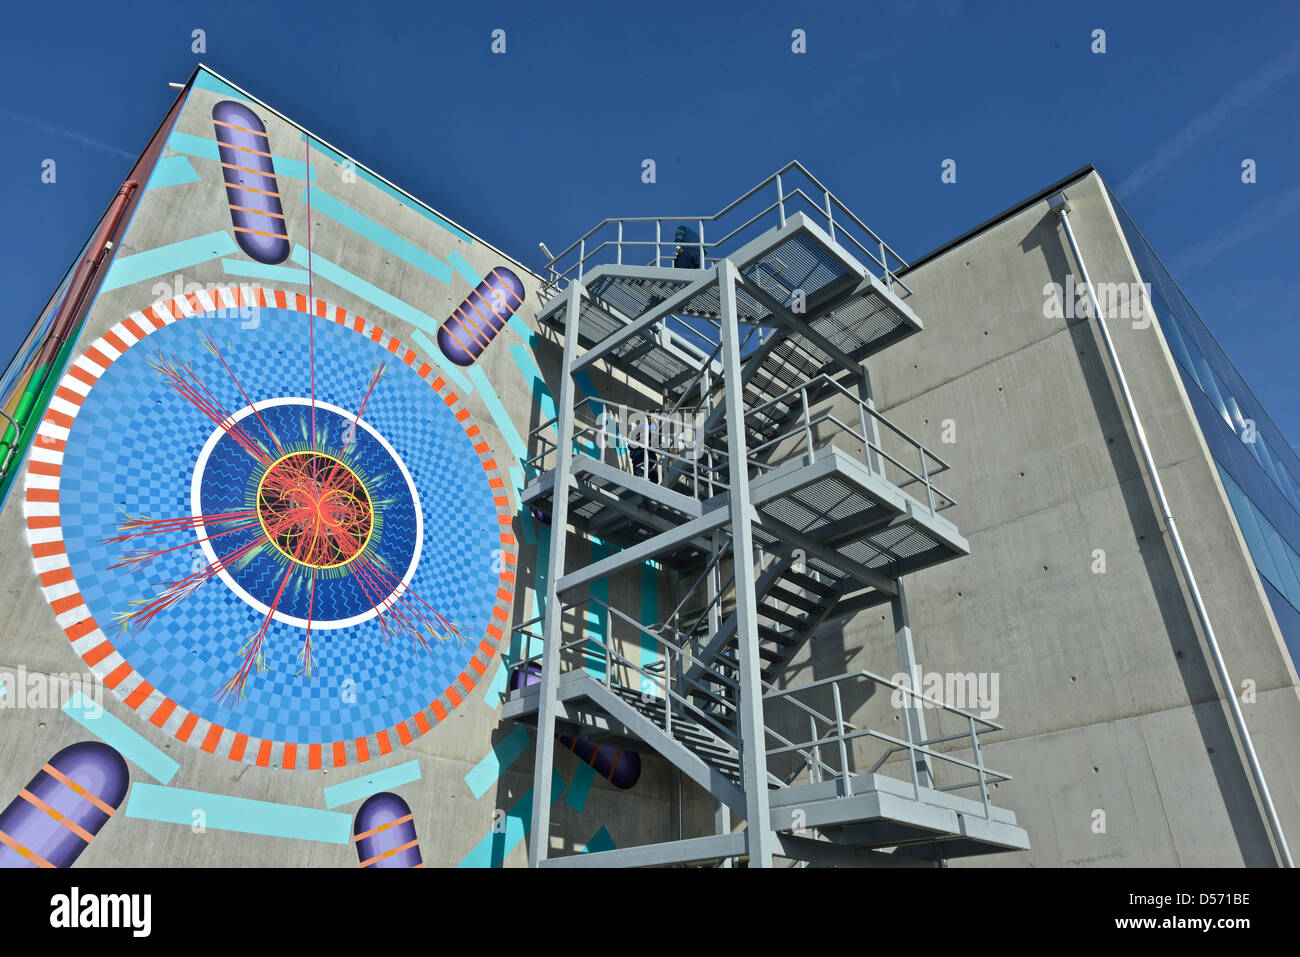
left=0, top=106, right=134, bottom=160
left=1173, top=185, right=1300, bottom=271
left=1118, top=36, right=1300, bottom=195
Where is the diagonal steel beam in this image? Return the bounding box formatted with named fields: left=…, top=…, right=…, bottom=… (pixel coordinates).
left=735, top=274, right=860, bottom=376
left=572, top=269, right=718, bottom=373
left=556, top=504, right=741, bottom=595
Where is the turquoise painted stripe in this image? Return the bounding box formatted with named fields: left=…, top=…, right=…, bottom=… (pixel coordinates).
left=322, top=759, right=422, bottom=809
left=193, top=69, right=255, bottom=104
left=533, top=520, right=552, bottom=625
left=468, top=366, right=527, bottom=462
left=482, top=657, right=511, bottom=709
left=464, top=724, right=532, bottom=799
left=304, top=186, right=452, bottom=285
left=585, top=540, right=612, bottom=681
left=147, top=155, right=199, bottom=189
left=641, top=560, right=662, bottom=698
left=509, top=466, right=525, bottom=510
left=101, top=230, right=238, bottom=292
left=574, top=370, right=604, bottom=413
left=410, top=329, right=474, bottom=397
left=167, top=131, right=317, bottom=181
left=511, top=344, right=558, bottom=428
left=283, top=244, right=472, bottom=395
left=582, top=825, right=617, bottom=854
left=61, top=692, right=179, bottom=784
left=302, top=135, right=473, bottom=245
left=508, top=314, right=534, bottom=344
left=221, top=257, right=310, bottom=284
left=565, top=761, right=596, bottom=814
left=518, top=494, right=536, bottom=546
left=448, top=249, right=481, bottom=287
left=457, top=768, right=566, bottom=868
left=126, top=783, right=351, bottom=843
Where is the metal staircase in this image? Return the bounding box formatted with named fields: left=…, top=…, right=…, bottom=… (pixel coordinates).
left=506, top=163, right=1029, bottom=867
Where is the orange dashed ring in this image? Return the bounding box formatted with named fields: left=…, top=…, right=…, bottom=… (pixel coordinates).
left=23, top=288, right=518, bottom=768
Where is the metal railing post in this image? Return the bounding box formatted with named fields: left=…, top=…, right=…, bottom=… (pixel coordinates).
left=617, top=221, right=623, bottom=265
left=801, top=388, right=814, bottom=463
left=824, top=189, right=835, bottom=243
left=832, top=682, right=852, bottom=798
left=920, top=448, right=936, bottom=514
left=665, top=648, right=673, bottom=738
left=809, top=714, right=821, bottom=784
left=857, top=399, right=871, bottom=472
left=775, top=174, right=786, bottom=227
left=970, top=715, right=991, bottom=819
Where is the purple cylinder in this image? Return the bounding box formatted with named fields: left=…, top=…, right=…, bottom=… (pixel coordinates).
left=0, top=741, right=129, bottom=868
left=212, top=101, right=290, bottom=265
left=508, top=660, right=542, bottom=693
left=437, top=267, right=525, bottom=366
left=506, top=666, right=641, bottom=789
left=353, top=792, right=422, bottom=868
left=560, top=734, right=641, bottom=790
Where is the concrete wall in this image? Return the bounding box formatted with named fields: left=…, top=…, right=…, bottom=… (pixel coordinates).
left=793, top=170, right=1300, bottom=865
left=0, top=69, right=675, bottom=867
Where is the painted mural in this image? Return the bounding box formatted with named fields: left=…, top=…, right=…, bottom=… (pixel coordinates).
left=0, top=69, right=642, bottom=868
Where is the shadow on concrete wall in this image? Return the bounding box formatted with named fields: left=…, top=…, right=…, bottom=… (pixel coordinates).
left=1022, top=210, right=1275, bottom=866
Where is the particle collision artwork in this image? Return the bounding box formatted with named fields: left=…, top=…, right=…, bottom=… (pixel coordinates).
left=26, top=291, right=514, bottom=767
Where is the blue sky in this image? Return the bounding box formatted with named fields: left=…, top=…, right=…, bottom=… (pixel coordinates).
left=2, top=0, right=1297, bottom=442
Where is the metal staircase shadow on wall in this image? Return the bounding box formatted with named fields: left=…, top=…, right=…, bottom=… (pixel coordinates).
left=503, top=162, right=1029, bottom=868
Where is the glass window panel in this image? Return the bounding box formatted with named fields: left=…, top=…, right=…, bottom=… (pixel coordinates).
left=1253, top=434, right=1290, bottom=506
left=1218, top=467, right=1280, bottom=588
left=1255, top=505, right=1300, bottom=605
left=1287, top=539, right=1300, bottom=599
left=1195, top=357, right=1234, bottom=431
left=1276, top=462, right=1300, bottom=513
left=1154, top=295, right=1203, bottom=389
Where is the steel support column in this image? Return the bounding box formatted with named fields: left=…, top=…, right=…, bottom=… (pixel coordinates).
left=892, top=578, right=932, bottom=789
left=857, top=367, right=885, bottom=477
left=708, top=528, right=733, bottom=867
left=528, top=282, right=585, bottom=867
left=718, top=259, right=775, bottom=867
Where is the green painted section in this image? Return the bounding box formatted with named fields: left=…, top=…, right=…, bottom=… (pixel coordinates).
left=0, top=337, right=77, bottom=506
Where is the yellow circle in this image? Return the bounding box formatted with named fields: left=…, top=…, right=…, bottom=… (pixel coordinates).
left=256, top=451, right=374, bottom=569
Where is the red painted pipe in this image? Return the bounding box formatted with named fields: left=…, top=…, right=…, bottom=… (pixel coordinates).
left=31, top=180, right=138, bottom=374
